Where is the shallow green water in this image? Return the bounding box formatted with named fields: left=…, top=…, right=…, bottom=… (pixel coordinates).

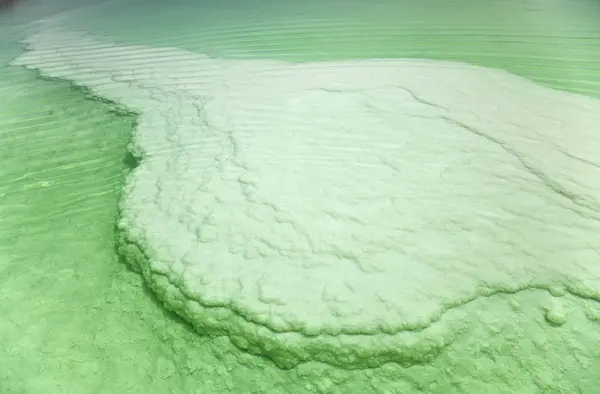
left=2, top=0, right=600, bottom=393
left=62, top=0, right=600, bottom=96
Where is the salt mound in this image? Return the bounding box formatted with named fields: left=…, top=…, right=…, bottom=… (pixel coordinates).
left=12, top=27, right=600, bottom=368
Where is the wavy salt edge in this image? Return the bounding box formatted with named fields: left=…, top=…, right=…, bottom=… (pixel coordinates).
left=11, top=26, right=600, bottom=368
left=117, top=232, right=468, bottom=368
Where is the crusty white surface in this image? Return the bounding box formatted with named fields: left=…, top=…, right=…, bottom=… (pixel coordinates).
left=13, top=27, right=600, bottom=366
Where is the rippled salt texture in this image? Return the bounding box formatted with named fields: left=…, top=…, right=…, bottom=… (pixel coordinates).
left=5, top=0, right=600, bottom=392
left=12, top=23, right=600, bottom=368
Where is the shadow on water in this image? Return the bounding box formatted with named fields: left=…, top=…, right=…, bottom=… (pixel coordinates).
left=112, top=233, right=199, bottom=334
left=122, top=150, right=139, bottom=169
left=110, top=137, right=198, bottom=334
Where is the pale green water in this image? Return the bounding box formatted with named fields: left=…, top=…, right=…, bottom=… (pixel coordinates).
left=1, top=1, right=600, bottom=393
left=62, top=0, right=600, bottom=96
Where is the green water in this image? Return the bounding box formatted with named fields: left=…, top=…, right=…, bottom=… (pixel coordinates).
left=1, top=0, right=600, bottom=392
left=63, top=0, right=600, bottom=96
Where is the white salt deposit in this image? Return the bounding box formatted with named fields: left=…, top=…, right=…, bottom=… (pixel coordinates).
left=12, top=26, right=600, bottom=367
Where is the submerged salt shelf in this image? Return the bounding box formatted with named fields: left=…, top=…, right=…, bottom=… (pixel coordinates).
left=12, top=26, right=600, bottom=368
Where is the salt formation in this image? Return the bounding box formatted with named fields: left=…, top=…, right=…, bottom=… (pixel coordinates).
left=12, top=27, right=600, bottom=368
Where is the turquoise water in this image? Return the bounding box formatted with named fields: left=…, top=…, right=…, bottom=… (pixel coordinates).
left=2, top=1, right=600, bottom=393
